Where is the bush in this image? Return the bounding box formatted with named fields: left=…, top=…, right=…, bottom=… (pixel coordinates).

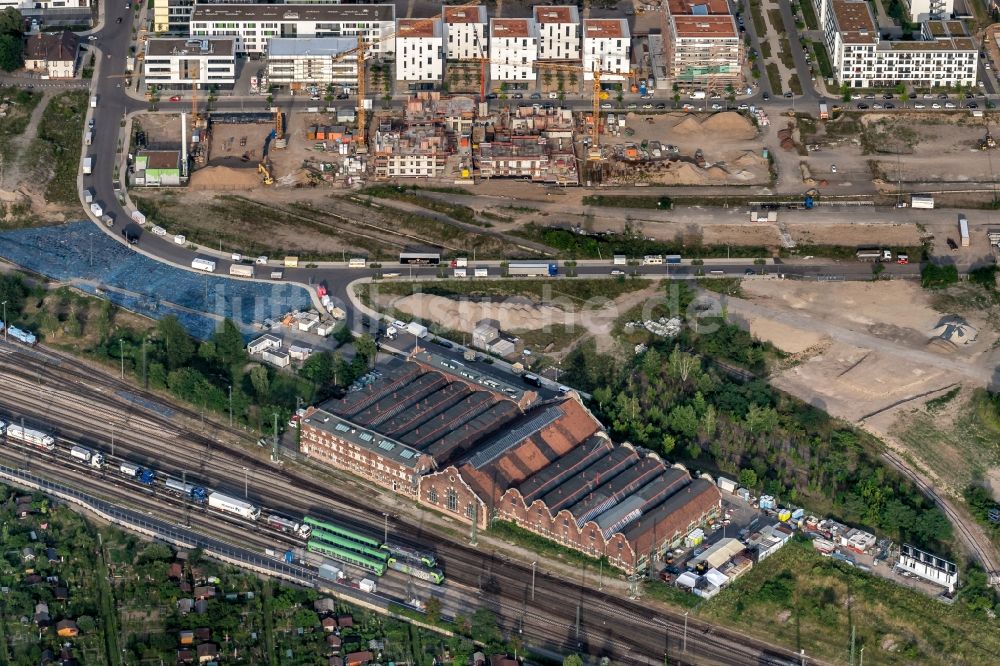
left=921, top=263, right=959, bottom=289
left=968, top=264, right=998, bottom=290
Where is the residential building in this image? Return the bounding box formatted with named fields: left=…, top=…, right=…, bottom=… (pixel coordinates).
left=489, top=18, right=538, bottom=83
left=300, top=354, right=721, bottom=573
left=2, top=0, right=87, bottom=8
left=395, top=18, right=444, bottom=83
left=443, top=4, right=487, bottom=60
left=266, top=37, right=358, bottom=86
left=23, top=31, right=78, bottom=79
left=825, top=1, right=976, bottom=88
left=897, top=544, right=958, bottom=593
left=663, top=0, right=742, bottom=89
left=154, top=0, right=199, bottom=34
left=582, top=19, right=630, bottom=81
left=189, top=4, right=396, bottom=56
left=476, top=133, right=577, bottom=183
left=908, top=0, right=954, bottom=21
left=143, top=37, right=236, bottom=87
left=533, top=6, right=580, bottom=61
left=373, top=127, right=449, bottom=178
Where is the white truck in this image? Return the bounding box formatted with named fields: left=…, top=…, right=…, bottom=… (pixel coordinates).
left=85, top=130, right=93, bottom=146
left=856, top=248, right=892, bottom=262
left=89, top=95, right=97, bottom=108
left=191, top=258, right=216, bottom=272
left=208, top=492, right=261, bottom=520
left=84, top=188, right=95, bottom=203
left=229, top=264, right=254, bottom=277
left=406, top=322, right=428, bottom=339
left=359, top=579, right=377, bottom=594
left=959, top=214, right=970, bottom=247
left=70, top=445, right=105, bottom=469
left=90, top=202, right=103, bottom=217
left=348, top=257, right=366, bottom=268
left=82, top=157, right=93, bottom=175
left=474, top=267, right=488, bottom=277
left=318, top=563, right=344, bottom=582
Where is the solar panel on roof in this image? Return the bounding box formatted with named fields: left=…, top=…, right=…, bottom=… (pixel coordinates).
left=400, top=449, right=415, bottom=459
left=335, top=423, right=350, bottom=432
left=378, top=440, right=396, bottom=451
left=358, top=432, right=373, bottom=442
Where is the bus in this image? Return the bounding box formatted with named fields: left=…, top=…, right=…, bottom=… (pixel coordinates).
left=311, top=528, right=390, bottom=562
left=307, top=540, right=386, bottom=576
left=304, top=516, right=382, bottom=549
left=399, top=252, right=441, bottom=265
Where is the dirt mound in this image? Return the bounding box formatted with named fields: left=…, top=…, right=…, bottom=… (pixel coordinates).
left=701, top=112, right=756, bottom=139
left=189, top=165, right=262, bottom=190
left=670, top=115, right=704, bottom=136
left=733, top=150, right=764, bottom=167
left=705, top=165, right=729, bottom=180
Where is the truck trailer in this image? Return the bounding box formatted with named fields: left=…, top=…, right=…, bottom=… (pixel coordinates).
left=70, top=445, right=104, bottom=468
left=191, top=258, right=216, bottom=273
left=406, top=322, right=428, bottom=339
left=82, top=157, right=93, bottom=175
left=959, top=214, right=970, bottom=247
left=508, top=262, right=557, bottom=277
left=208, top=492, right=261, bottom=520
left=229, top=264, right=254, bottom=278
left=911, top=195, right=935, bottom=209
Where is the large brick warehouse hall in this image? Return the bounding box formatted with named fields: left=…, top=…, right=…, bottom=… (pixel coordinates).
left=300, top=351, right=721, bottom=572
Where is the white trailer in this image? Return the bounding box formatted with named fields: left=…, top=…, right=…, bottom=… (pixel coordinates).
left=119, top=461, right=141, bottom=477
left=85, top=130, right=93, bottom=146
left=6, top=425, right=56, bottom=451
left=82, top=157, right=93, bottom=175
left=208, top=492, right=261, bottom=520
left=359, top=579, right=377, bottom=593
left=474, top=267, right=488, bottom=277
left=406, top=322, right=428, bottom=339
left=90, top=202, right=103, bottom=217
left=70, top=445, right=105, bottom=468
left=229, top=264, right=254, bottom=278
left=191, top=258, right=216, bottom=272
left=84, top=188, right=95, bottom=203
left=131, top=210, right=146, bottom=225
left=613, top=255, right=627, bottom=265
left=643, top=255, right=664, bottom=265
left=348, top=257, right=366, bottom=268
left=959, top=214, right=970, bottom=247
left=717, top=476, right=738, bottom=493
left=454, top=268, right=467, bottom=277
left=911, top=195, right=934, bottom=209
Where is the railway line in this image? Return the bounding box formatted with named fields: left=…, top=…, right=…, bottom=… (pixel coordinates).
left=0, top=342, right=805, bottom=665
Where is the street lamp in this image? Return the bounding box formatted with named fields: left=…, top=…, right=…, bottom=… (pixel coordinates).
left=531, top=561, right=537, bottom=601
left=683, top=611, right=689, bottom=653
left=382, top=512, right=389, bottom=544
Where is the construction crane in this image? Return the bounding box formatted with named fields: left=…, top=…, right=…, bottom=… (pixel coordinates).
left=320, top=0, right=482, bottom=150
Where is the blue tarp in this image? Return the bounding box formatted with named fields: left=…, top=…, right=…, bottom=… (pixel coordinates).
left=0, top=222, right=311, bottom=340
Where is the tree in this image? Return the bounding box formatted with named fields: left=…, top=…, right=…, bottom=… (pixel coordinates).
left=739, top=468, right=758, bottom=489
left=469, top=608, right=502, bottom=648
left=0, top=274, right=27, bottom=315
left=333, top=322, right=354, bottom=345
left=157, top=315, right=194, bottom=369
left=0, top=8, right=23, bottom=36
left=250, top=365, right=270, bottom=399
left=668, top=404, right=699, bottom=439
left=921, top=263, right=958, bottom=289
left=563, top=656, right=584, bottom=666
left=661, top=433, right=676, bottom=456
left=840, top=82, right=851, bottom=102
left=355, top=334, right=377, bottom=367
left=425, top=596, right=442, bottom=624
left=300, top=351, right=334, bottom=386
left=0, top=34, right=22, bottom=72
left=212, top=318, right=247, bottom=367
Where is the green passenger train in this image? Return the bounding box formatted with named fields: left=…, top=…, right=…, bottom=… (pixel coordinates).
left=306, top=540, right=387, bottom=576
left=310, top=528, right=390, bottom=562
left=304, top=515, right=381, bottom=549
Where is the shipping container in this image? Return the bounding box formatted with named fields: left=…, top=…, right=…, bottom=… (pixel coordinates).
left=959, top=214, right=970, bottom=246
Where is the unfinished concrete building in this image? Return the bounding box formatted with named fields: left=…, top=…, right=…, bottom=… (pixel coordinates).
left=663, top=0, right=744, bottom=90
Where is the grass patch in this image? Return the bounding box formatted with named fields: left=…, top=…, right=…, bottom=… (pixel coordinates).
left=0, top=87, right=43, bottom=166
left=360, top=184, right=490, bottom=227
left=812, top=42, right=834, bottom=79
left=515, top=224, right=769, bottom=260
left=23, top=91, right=87, bottom=206
left=583, top=194, right=672, bottom=209
left=788, top=74, right=803, bottom=96
left=749, top=0, right=767, bottom=36
left=697, top=277, right=743, bottom=296
left=511, top=323, right=587, bottom=354
left=702, top=538, right=1000, bottom=665
left=925, top=386, right=961, bottom=413
left=891, top=390, right=1000, bottom=491
left=371, top=277, right=652, bottom=309
left=799, top=0, right=819, bottom=29
left=759, top=41, right=772, bottom=60
left=780, top=243, right=924, bottom=261
left=489, top=520, right=623, bottom=575
left=766, top=63, right=784, bottom=95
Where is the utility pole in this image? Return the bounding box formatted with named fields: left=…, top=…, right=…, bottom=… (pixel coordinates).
left=271, top=413, right=279, bottom=461
left=1, top=301, right=6, bottom=342
left=141, top=337, right=147, bottom=389
left=382, top=512, right=389, bottom=544
left=119, top=339, right=125, bottom=379
left=228, top=385, right=233, bottom=427
left=682, top=611, right=688, bottom=653
left=530, top=561, right=536, bottom=601
left=575, top=602, right=580, bottom=642
left=242, top=466, right=248, bottom=499
left=850, top=624, right=856, bottom=666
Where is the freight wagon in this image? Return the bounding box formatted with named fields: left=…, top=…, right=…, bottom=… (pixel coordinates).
left=70, top=445, right=105, bottom=468
left=165, top=478, right=208, bottom=502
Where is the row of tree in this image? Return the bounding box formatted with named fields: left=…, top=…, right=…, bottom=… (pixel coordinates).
left=0, top=8, right=24, bottom=72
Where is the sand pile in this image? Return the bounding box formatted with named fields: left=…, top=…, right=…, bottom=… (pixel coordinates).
left=670, top=115, right=704, bottom=136
left=733, top=150, right=764, bottom=167
left=190, top=165, right=261, bottom=190
left=701, top=112, right=756, bottom=139
left=705, top=165, right=729, bottom=180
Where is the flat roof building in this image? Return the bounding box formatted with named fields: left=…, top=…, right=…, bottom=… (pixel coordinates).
left=582, top=19, right=630, bottom=81
left=267, top=37, right=359, bottom=86
left=443, top=4, right=487, bottom=60
left=534, top=6, right=581, bottom=61
left=663, top=0, right=742, bottom=89
left=144, top=37, right=236, bottom=87
left=396, top=18, right=444, bottom=83
left=190, top=4, right=396, bottom=55
left=489, top=18, right=539, bottom=83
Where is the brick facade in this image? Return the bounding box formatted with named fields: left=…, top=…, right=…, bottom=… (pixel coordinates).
left=418, top=466, right=489, bottom=529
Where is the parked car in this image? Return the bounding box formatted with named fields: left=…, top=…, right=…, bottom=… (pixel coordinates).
left=655, top=103, right=667, bottom=110
left=549, top=91, right=559, bottom=99
left=784, top=91, right=793, bottom=98
left=529, top=92, right=541, bottom=99
left=642, top=103, right=654, bottom=109
left=931, top=103, right=941, bottom=109
left=762, top=92, right=770, bottom=101
left=945, top=102, right=956, bottom=108
left=914, top=103, right=926, bottom=109
left=512, top=93, right=523, bottom=99
left=169, top=95, right=180, bottom=102
left=626, top=103, right=637, bottom=109
left=738, top=103, right=750, bottom=110
left=830, top=164, right=837, bottom=173
left=966, top=102, right=979, bottom=108
left=600, top=102, right=613, bottom=109
left=711, top=103, right=723, bottom=110
left=856, top=103, right=869, bottom=109
left=884, top=102, right=895, bottom=109
left=946, top=238, right=958, bottom=250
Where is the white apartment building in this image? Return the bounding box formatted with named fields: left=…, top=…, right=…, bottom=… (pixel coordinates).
left=189, top=4, right=395, bottom=56
left=143, top=37, right=237, bottom=87
left=897, top=544, right=958, bottom=594
left=1, top=0, right=88, bottom=9
left=396, top=18, right=444, bottom=82
left=443, top=4, right=486, bottom=60
left=533, top=6, right=580, bottom=61
left=266, top=37, right=357, bottom=86
left=667, top=15, right=742, bottom=86
left=489, top=18, right=538, bottom=83
left=824, top=0, right=976, bottom=88
left=582, top=19, right=630, bottom=81
left=908, top=0, right=954, bottom=21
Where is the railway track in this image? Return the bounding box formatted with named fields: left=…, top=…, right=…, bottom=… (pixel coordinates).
left=0, top=343, right=805, bottom=665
